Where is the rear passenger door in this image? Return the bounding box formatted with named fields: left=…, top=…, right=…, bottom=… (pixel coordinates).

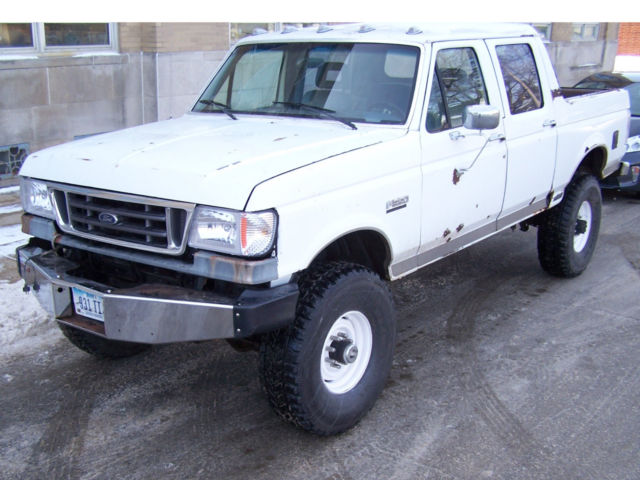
left=485, top=39, right=557, bottom=227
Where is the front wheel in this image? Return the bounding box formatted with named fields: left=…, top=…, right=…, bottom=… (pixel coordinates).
left=259, top=262, right=396, bottom=435
left=537, top=174, right=602, bottom=277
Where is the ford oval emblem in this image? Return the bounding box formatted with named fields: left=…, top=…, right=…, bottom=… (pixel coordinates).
left=98, top=212, right=119, bottom=225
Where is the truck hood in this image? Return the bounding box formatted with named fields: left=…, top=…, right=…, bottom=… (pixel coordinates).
left=20, top=114, right=406, bottom=210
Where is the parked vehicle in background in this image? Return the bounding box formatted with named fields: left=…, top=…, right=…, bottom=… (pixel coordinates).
left=574, top=72, right=640, bottom=193
left=16, top=23, right=630, bottom=436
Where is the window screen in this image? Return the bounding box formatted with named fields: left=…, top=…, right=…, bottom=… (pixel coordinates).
left=495, top=44, right=543, bottom=115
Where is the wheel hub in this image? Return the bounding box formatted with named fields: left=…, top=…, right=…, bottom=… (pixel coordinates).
left=320, top=311, right=373, bottom=394
left=573, top=200, right=593, bottom=253
left=328, top=334, right=359, bottom=365
left=575, top=219, right=588, bottom=235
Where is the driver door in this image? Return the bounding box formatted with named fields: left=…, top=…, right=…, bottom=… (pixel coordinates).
left=415, top=41, right=508, bottom=269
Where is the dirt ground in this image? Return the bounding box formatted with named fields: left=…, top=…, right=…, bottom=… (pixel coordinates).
left=1, top=191, right=639, bottom=480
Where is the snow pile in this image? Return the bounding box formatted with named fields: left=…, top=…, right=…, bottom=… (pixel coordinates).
left=0, top=225, right=28, bottom=259
left=0, top=186, right=19, bottom=194
left=0, top=280, right=56, bottom=354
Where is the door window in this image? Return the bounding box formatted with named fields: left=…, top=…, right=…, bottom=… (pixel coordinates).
left=426, top=47, right=488, bottom=132
left=495, top=44, right=543, bottom=115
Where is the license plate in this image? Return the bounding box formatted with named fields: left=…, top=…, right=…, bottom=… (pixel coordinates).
left=72, top=287, right=104, bottom=322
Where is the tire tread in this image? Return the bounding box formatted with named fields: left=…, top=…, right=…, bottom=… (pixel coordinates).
left=537, top=174, right=601, bottom=278
left=259, top=261, right=392, bottom=435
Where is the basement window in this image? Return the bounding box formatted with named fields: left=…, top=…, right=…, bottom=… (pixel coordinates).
left=0, top=23, right=116, bottom=54
left=0, top=144, right=29, bottom=180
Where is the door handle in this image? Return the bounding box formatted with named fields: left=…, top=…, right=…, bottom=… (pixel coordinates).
left=543, top=120, right=557, bottom=128
left=449, top=131, right=465, bottom=141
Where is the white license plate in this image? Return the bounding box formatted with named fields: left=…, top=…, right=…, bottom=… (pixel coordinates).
left=72, top=287, right=104, bottom=322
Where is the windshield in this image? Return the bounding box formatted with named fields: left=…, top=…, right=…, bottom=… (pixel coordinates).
left=193, top=42, right=420, bottom=125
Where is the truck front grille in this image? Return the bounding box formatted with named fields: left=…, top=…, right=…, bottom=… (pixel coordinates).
left=50, top=185, right=195, bottom=255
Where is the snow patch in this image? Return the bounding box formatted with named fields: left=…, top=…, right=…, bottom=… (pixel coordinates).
left=0, top=281, right=55, bottom=354
left=0, top=204, right=21, bottom=215
left=0, top=186, right=20, bottom=195
left=0, top=225, right=29, bottom=259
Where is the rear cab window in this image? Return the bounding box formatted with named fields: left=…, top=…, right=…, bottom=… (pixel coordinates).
left=494, top=43, right=544, bottom=115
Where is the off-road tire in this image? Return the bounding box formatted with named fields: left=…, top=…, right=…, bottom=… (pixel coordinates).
left=58, top=323, right=150, bottom=359
left=537, top=174, right=602, bottom=277
left=259, top=262, right=396, bottom=435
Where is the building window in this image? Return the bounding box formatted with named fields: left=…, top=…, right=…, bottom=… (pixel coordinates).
left=0, top=23, right=34, bottom=48
left=44, top=23, right=110, bottom=47
left=0, top=23, right=115, bottom=53
left=572, top=23, right=600, bottom=41
left=531, top=23, right=552, bottom=42
left=0, top=143, right=29, bottom=180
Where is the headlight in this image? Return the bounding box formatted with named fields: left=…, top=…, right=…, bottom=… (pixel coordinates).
left=627, top=135, right=640, bottom=154
left=20, top=178, right=56, bottom=220
left=188, top=206, right=277, bottom=257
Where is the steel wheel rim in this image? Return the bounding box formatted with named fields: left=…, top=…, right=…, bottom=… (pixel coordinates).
left=320, top=311, right=373, bottom=394
left=574, top=200, right=592, bottom=253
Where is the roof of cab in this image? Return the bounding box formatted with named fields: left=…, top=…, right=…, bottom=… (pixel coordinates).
left=236, top=23, right=538, bottom=46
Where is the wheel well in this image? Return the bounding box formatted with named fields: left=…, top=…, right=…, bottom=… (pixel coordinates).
left=309, top=231, right=391, bottom=280
left=576, top=147, right=606, bottom=179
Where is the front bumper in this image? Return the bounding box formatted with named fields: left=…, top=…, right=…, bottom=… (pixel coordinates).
left=17, top=244, right=298, bottom=344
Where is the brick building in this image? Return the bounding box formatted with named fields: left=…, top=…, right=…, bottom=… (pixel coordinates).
left=618, top=23, right=640, bottom=55
left=0, top=22, right=619, bottom=185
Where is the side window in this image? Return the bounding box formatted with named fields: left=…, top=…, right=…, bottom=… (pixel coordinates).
left=426, top=47, right=488, bottom=132
left=495, top=44, right=543, bottom=115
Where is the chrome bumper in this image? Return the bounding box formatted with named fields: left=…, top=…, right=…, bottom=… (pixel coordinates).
left=17, top=244, right=298, bottom=344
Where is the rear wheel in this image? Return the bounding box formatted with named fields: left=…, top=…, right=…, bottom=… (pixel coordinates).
left=537, top=174, right=602, bottom=277
left=259, top=262, right=396, bottom=435
left=58, top=323, right=150, bottom=359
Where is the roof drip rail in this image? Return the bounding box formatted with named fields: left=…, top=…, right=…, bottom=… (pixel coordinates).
left=406, top=26, right=423, bottom=35
left=317, top=25, right=333, bottom=34
left=251, top=28, right=268, bottom=36
left=358, top=25, right=375, bottom=34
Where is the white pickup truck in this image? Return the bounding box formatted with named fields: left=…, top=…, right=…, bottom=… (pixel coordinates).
left=17, top=23, right=629, bottom=435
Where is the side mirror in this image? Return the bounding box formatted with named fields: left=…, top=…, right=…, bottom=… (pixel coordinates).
left=463, top=105, right=500, bottom=130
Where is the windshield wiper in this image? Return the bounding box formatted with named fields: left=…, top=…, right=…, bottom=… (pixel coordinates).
left=272, top=102, right=357, bottom=130
left=198, top=99, right=237, bottom=120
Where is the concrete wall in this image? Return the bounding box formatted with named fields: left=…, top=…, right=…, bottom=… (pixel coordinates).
left=544, top=23, right=619, bottom=86
left=0, top=54, right=144, bottom=153
left=147, top=50, right=227, bottom=122
left=0, top=22, right=230, bottom=169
